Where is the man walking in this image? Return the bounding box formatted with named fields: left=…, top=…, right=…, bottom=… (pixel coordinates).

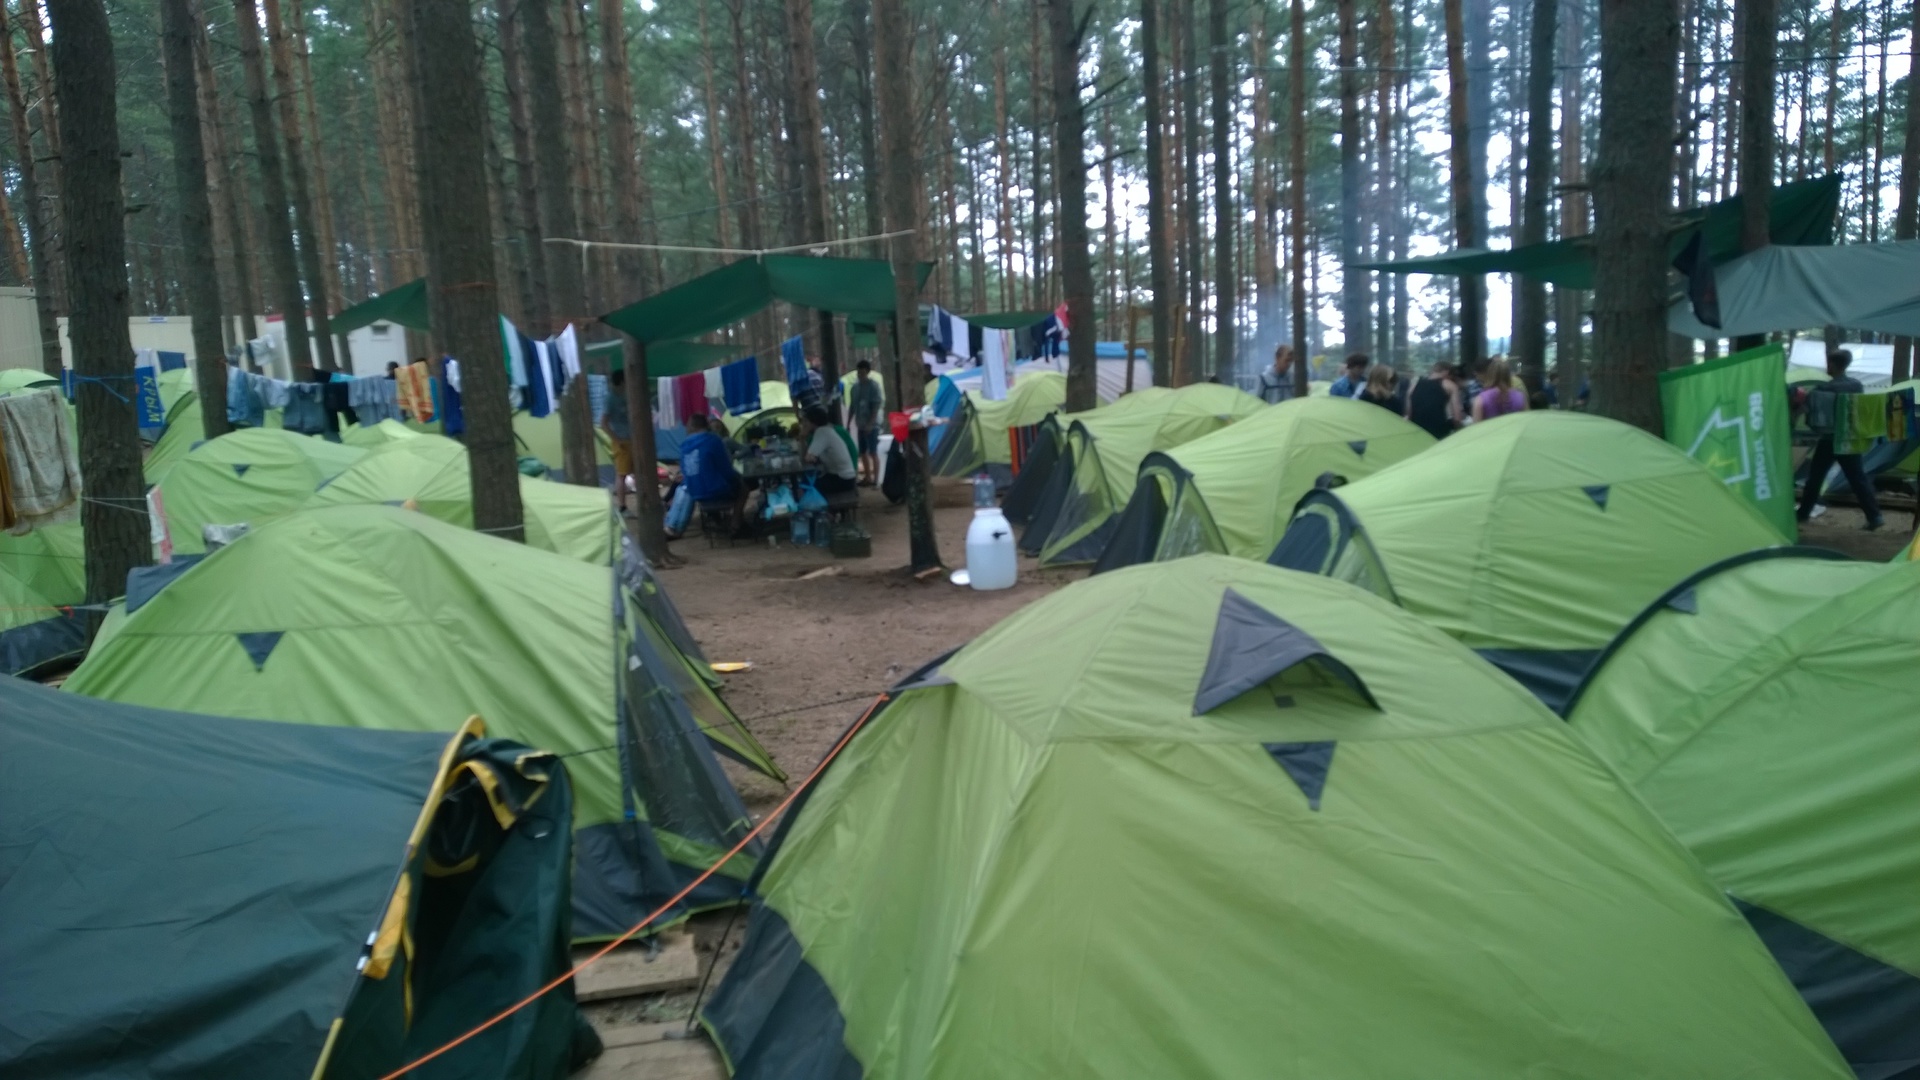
left=1797, top=349, right=1885, bottom=531
left=849, top=360, right=884, bottom=486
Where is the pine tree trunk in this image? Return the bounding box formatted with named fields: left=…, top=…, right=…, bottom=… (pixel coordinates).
left=1288, top=0, right=1309, bottom=394
left=1208, top=0, right=1236, bottom=373
left=1733, top=0, right=1775, bottom=350
left=498, top=1, right=550, bottom=328
left=1463, top=0, right=1490, bottom=360
left=1591, top=0, right=1677, bottom=432
left=194, top=7, right=259, bottom=342
left=21, top=0, right=63, bottom=318
left=1179, top=0, right=1204, bottom=381
left=993, top=5, right=1014, bottom=310
left=0, top=169, right=25, bottom=287
left=599, top=0, right=647, bottom=295
left=1050, top=0, right=1098, bottom=412
left=698, top=0, right=732, bottom=249
left=1142, top=0, right=1174, bottom=387
left=1892, top=0, right=1919, bottom=380
left=847, top=0, right=897, bottom=382
left=622, top=342, right=667, bottom=562
left=263, top=0, right=337, bottom=370
left=521, top=0, right=584, bottom=326
left=784, top=0, right=840, bottom=390
left=292, top=0, right=346, bottom=329
left=403, top=0, right=522, bottom=539
left=233, top=0, right=314, bottom=378
left=1373, top=0, right=1395, bottom=366
left=1554, top=0, right=1585, bottom=405
left=1442, top=0, right=1485, bottom=369
left=1337, top=0, right=1367, bottom=357
left=0, top=1, right=60, bottom=374
left=873, top=0, right=941, bottom=570
left=47, top=0, right=151, bottom=612
left=1513, top=0, right=1557, bottom=391
left=1250, top=2, right=1276, bottom=357
left=161, top=0, right=230, bottom=437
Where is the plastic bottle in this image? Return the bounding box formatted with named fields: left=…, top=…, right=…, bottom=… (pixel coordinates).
left=965, top=474, right=1017, bottom=590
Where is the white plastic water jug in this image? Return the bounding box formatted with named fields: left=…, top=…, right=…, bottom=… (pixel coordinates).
left=965, top=506, right=1017, bottom=590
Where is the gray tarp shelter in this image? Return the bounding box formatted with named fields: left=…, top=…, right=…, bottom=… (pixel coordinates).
left=1354, top=174, right=1841, bottom=288
left=1668, top=240, right=1920, bottom=339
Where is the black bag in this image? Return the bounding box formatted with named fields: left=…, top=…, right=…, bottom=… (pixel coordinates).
left=881, top=438, right=908, bottom=504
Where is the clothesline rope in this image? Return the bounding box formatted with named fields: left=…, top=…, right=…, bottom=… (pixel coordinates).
left=544, top=229, right=915, bottom=259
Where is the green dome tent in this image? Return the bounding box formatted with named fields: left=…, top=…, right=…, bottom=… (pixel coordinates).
left=341, top=417, right=426, bottom=447
left=1096, top=395, right=1435, bottom=571
left=154, top=427, right=367, bottom=554
left=1563, top=549, right=1920, bottom=1077
left=1024, top=384, right=1265, bottom=566
left=702, top=556, right=1848, bottom=1079
left=930, top=370, right=1069, bottom=481
left=513, top=409, right=611, bottom=480
left=1269, top=411, right=1785, bottom=708
left=3, top=676, right=592, bottom=1080
left=0, top=367, right=59, bottom=395
left=155, top=366, right=194, bottom=416
left=65, top=505, right=781, bottom=939
left=0, top=523, right=85, bottom=676
left=307, top=434, right=619, bottom=564
left=145, top=393, right=285, bottom=485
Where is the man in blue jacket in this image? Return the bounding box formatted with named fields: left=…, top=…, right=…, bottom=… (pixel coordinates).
left=666, top=414, right=747, bottom=539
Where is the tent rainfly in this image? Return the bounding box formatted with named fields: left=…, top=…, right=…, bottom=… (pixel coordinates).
left=154, top=427, right=367, bottom=554
left=0, top=524, right=86, bottom=676
left=931, top=371, right=1070, bottom=483
left=1268, top=411, right=1785, bottom=710
left=1668, top=240, right=1920, bottom=339
left=701, top=556, right=1851, bottom=1080
left=2, top=676, right=595, bottom=1080
left=1095, top=395, right=1435, bottom=571
left=1353, top=174, right=1840, bottom=288
left=601, top=254, right=932, bottom=345
left=63, top=504, right=782, bottom=940
left=1563, top=550, right=1920, bottom=1078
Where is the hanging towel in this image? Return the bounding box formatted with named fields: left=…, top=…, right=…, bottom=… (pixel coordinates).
left=781, top=335, right=808, bottom=385
left=704, top=366, right=724, bottom=407
left=442, top=365, right=465, bottom=436
left=656, top=377, right=681, bottom=429
left=588, top=373, right=610, bottom=425
left=500, top=315, right=529, bottom=389
left=554, top=325, right=582, bottom=379
left=282, top=384, right=328, bottom=435
left=981, top=329, right=1011, bottom=401
left=396, top=361, right=435, bottom=422
left=676, top=372, right=709, bottom=421
left=0, top=389, right=80, bottom=528
left=226, top=366, right=261, bottom=427
left=348, top=376, right=402, bottom=424
left=721, top=357, right=760, bottom=414
left=248, top=372, right=291, bottom=410
left=524, top=339, right=555, bottom=418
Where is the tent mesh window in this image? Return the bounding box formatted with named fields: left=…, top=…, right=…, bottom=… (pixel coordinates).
left=1155, top=474, right=1227, bottom=562
left=1039, top=433, right=1118, bottom=563
left=931, top=400, right=982, bottom=477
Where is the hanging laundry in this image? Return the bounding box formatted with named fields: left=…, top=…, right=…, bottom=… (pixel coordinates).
left=656, top=377, right=682, bottom=429
left=227, top=366, right=265, bottom=428
left=499, top=315, right=530, bottom=390
left=703, top=366, right=723, bottom=408
left=282, top=384, right=328, bottom=435
left=524, top=339, right=555, bottom=418
left=442, top=361, right=465, bottom=436
left=347, top=376, right=402, bottom=424
left=981, top=329, right=1012, bottom=402
left=396, top=361, right=435, bottom=422
left=781, top=335, right=808, bottom=385
left=0, top=389, right=80, bottom=528
left=588, top=373, right=610, bottom=426
left=553, top=325, right=583, bottom=380
left=321, top=380, right=356, bottom=435
left=247, top=372, right=291, bottom=410
left=675, top=372, right=709, bottom=422
left=721, top=357, right=760, bottom=415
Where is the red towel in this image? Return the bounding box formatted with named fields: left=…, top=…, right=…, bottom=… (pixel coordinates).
left=676, top=372, right=708, bottom=421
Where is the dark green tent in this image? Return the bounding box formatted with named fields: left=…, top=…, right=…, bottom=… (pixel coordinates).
left=0, top=676, right=596, bottom=1080
left=332, top=277, right=432, bottom=335
left=1355, top=174, right=1840, bottom=288
left=600, top=254, right=932, bottom=344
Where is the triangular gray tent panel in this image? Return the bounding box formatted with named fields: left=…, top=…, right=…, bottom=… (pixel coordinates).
left=1347, top=440, right=1367, bottom=457
left=235, top=631, right=284, bottom=671
left=1666, top=588, right=1699, bottom=614
left=1734, top=898, right=1920, bottom=1080
left=1264, top=741, right=1336, bottom=810
left=125, top=555, right=206, bottom=615
left=1193, top=589, right=1378, bottom=714
left=1583, top=484, right=1609, bottom=509
left=231, top=463, right=252, bottom=477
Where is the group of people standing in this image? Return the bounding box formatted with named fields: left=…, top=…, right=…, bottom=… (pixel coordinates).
left=1259, top=345, right=1530, bottom=441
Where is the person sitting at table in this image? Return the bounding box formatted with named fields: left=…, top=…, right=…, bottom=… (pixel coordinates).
left=666, top=413, right=748, bottom=540
left=802, top=405, right=859, bottom=497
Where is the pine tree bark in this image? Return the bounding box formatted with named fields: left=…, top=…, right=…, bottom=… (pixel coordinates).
left=1591, top=0, right=1677, bottom=432
left=47, top=0, right=150, bottom=611
left=521, top=0, right=584, bottom=325
left=498, top=1, right=549, bottom=328
left=292, top=0, right=346, bottom=332
left=1207, top=0, right=1236, bottom=373
left=1892, top=0, right=1920, bottom=381
left=233, top=0, right=314, bottom=378
left=1179, top=0, right=1204, bottom=381
left=1050, top=0, right=1098, bottom=412
left=847, top=0, right=897, bottom=381
left=0, top=1, right=59, bottom=374
left=784, top=0, right=840, bottom=390
left=1554, top=0, right=1585, bottom=406
left=599, top=0, right=647, bottom=296
left=194, top=6, right=259, bottom=342
left=263, top=0, right=337, bottom=370
left=1442, top=0, right=1484, bottom=369
left=0, top=169, right=25, bottom=287
left=698, top=0, right=732, bottom=249
left=873, top=0, right=941, bottom=570
left=1513, top=0, right=1557, bottom=391
left=1250, top=2, right=1276, bottom=355
left=404, top=0, right=523, bottom=539
left=1142, top=0, right=1174, bottom=387
left=1336, top=0, right=1367, bottom=358
left=20, top=0, right=63, bottom=318
left=161, top=0, right=230, bottom=437
left=1373, top=0, right=1395, bottom=365
left=1733, top=0, right=1776, bottom=350
left=1288, top=0, right=1309, bottom=394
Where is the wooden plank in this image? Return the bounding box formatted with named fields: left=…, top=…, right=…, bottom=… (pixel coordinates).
left=577, top=1035, right=726, bottom=1080
left=594, top=1019, right=693, bottom=1051
left=573, top=929, right=701, bottom=1002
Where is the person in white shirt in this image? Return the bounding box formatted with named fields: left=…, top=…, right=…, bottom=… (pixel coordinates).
left=1258, top=344, right=1298, bottom=404
left=801, top=406, right=858, bottom=496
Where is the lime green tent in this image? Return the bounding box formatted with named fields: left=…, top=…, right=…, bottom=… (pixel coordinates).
left=1004, top=388, right=1170, bottom=529
left=1025, top=383, right=1265, bottom=566
left=154, top=427, right=366, bottom=554
left=145, top=394, right=286, bottom=485
left=702, top=555, right=1849, bottom=1079
left=513, top=409, right=612, bottom=478
left=156, top=366, right=194, bottom=416
left=1563, top=549, right=1920, bottom=1076
left=307, top=435, right=619, bottom=563
left=65, top=505, right=782, bottom=939
left=720, top=381, right=796, bottom=440
left=0, top=367, right=59, bottom=395
left=1269, top=411, right=1786, bottom=708
left=340, top=417, right=425, bottom=448
left=930, top=370, right=1068, bottom=479
left=0, top=523, right=85, bottom=676
left=1096, top=396, right=1436, bottom=570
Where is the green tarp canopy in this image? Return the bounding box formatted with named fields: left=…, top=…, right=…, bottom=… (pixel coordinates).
left=4, top=675, right=591, bottom=1080
left=1268, top=411, right=1786, bottom=711
left=332, top=277, right=431, bottom=335
left=601, top=255, right=932, bottom=345
left=1096, top=395, right=1436, bottom=570
left=850, top=308, right=1053, bottom=347
left=701, top=556, right=1851, bottom=1080
left=64, top=504, right=781, bottom=940
left=1564, top=550, right=1920, bottom=1077
left=1355, top=174, right=1841, bottom=288
left=583, top=338, right=744, bottom=377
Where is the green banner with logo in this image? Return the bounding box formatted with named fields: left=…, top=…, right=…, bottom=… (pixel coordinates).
left=1659, top=343, right=1796, bottom=541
